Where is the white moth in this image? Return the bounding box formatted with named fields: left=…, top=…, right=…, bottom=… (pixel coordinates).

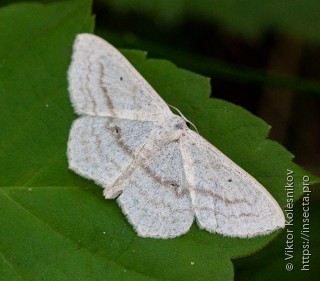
left=67, top=34, right=285, bottom=239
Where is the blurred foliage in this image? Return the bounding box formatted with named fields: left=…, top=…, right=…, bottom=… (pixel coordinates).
left=2, top=0, right=320, bottom=44
left=2, top=0, right=320, bottom=94
left=96, top=0, right=320, bottom=43
left=96, top=29, right=320, bottom=96
left=93, top=0, right=320, bottom=96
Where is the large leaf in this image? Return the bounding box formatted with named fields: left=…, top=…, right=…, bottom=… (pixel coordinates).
left=0, top=1, right=318, bottom=281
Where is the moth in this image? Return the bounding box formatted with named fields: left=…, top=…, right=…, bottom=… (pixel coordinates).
left=67, top=34, right=285, bottom=239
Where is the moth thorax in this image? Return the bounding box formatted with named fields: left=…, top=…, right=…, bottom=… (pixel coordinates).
left=155, top=115, right=187, bottom=141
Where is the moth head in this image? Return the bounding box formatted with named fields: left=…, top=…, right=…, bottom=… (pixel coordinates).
left=156, top=115, right=187, bottom=142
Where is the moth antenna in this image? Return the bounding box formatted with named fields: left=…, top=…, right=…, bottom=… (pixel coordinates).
left=168, top=104, right=199, bottom=133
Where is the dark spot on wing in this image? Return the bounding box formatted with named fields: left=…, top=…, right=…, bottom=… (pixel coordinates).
left=175, top=123, right=184, bottom=130
left=112, top=126, right=121, bottom=135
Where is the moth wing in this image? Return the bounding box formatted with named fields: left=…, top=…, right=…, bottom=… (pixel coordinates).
left=117, top=141, right=194, bottom=238
left=68, top=33, right=172, bottom=122
left=181, top=130, right=285, bottom=238
left=67, top=116, right=157, bottom=198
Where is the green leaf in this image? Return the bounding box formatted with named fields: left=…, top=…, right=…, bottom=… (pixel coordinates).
left=0, top=2, right=318, bottom=281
